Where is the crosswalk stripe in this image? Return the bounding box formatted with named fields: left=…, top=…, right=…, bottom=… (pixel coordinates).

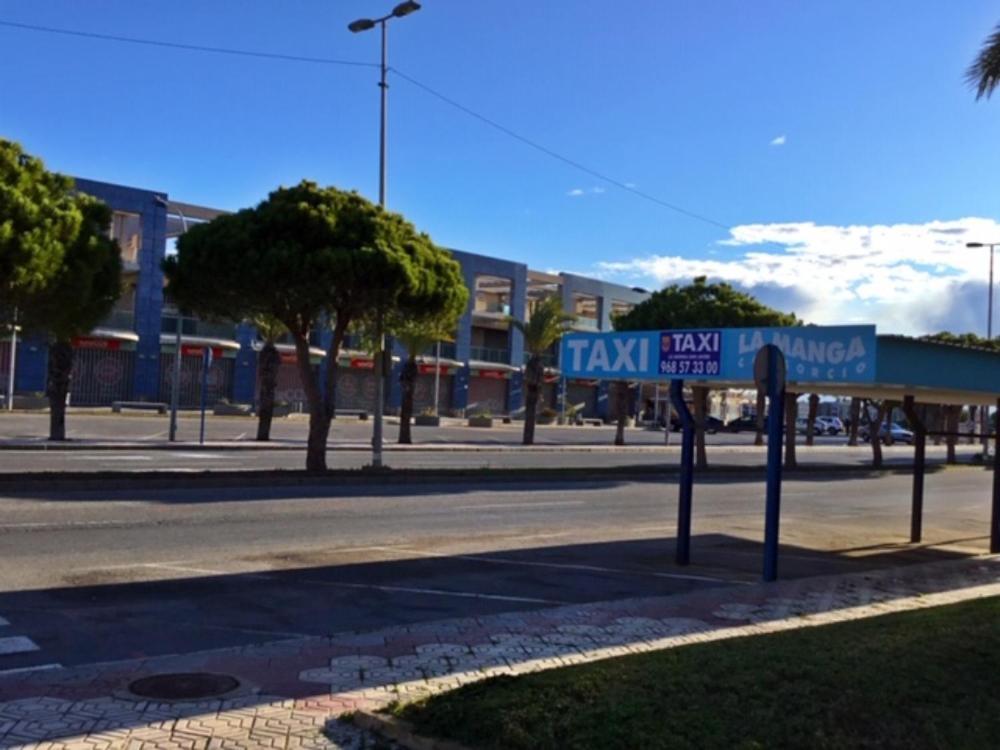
left=0, top=616, right=8, bottom=626
left=0, top=636, right=40, bottom=655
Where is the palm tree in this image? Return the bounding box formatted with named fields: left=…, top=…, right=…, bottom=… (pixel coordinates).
left=252, top=314, right=285, bottom=442
left=510, top=296, right=575, bottom=445
left=968, top=23, right=1000, bottom=99
left=394, top=321, right=453, bottom=445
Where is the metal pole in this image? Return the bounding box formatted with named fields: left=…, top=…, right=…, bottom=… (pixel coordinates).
left=199, top=348, right=210, bottom=445
left=992, top=396, right=1000, bottom=554
left=985, top=245, right=995, bottom=458
left=368, top=18, right=389, bottom=469
left=653, top=382, right=660, bottom=426
left=378, top=19, right=387, bottom=208
left=433, top=340, right=441, bottom=417
left=168, top=209, right=188, bottom=442
left=761, top=345, right=786, bottom=582
left=903, top=395, right=925, bottom=543
left=6, top=309, right=17, bottom=411
left=560, top=375, right=567, bottom=424
left=670, top=379, right=695, bottom=565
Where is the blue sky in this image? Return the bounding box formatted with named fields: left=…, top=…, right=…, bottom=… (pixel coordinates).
left=2, top=1, right=1000, bottom=334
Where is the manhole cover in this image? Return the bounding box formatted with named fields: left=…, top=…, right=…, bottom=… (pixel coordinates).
left=128, top=672, right=240, bottom=701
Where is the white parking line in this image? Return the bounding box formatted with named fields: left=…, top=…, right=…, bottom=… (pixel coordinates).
left=455, top=501, right=586, bottom=510
left=139, top=563, right=567, bottom=605
left=0, top=636, right=40, bottom=655
left=375, top=545, right=744, bottom=585
left=0, top=663, right=62, bottom=676
left=69, top=454, right=152, bottom=462
left=299, top=578, right=568, bottom=605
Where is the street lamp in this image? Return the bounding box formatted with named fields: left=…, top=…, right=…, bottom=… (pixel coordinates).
left=348, top=1, right=421, bottom=468
left=965, top=240, right=1000, bottom=456
left=966, top=241, right=1000, bottom=341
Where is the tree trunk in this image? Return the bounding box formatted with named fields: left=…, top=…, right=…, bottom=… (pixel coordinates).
left=869, top=400, right=886, bottom=468
left=323, top=317, right=349, bottom=425
left=754, top=388, right=766, bottom=446
left=806, top=393, right=819, bottom=446
left=692, top=385, right=709, bottom=469
left=46, top=339, right=73, bottom=441
left=522, top=355, right=542, bottom=446
left=613, top=380, right=628, bottom=446
left=255, top=341, right=280, bottom=442
left=946, top=405, right=959, bottom=464
left=784, top=391, right=798, bottom=468
left=926, top=405, right=940, bottom=445
left=848, top=397, right=860, bottom=446
left=398, top=355, right=417, bottom=445
left=294, top=329, right=331, bottom=471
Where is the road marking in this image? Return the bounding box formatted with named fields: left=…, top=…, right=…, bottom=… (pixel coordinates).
left=454, top=500, right=586, bottom=510
left=69, top=454, right=152, bottom=462
left=0, top=636, right=40, bottom=655
left=300, top=578, right=568, bottom=605
left=140, top=562, right=567, bottom=605
left=0, top=663, right=62, bottom=676
left=371, top=546, right=743, bottom=585
left=0, top=520, right=128, bottom=530
left=169, top=453, right=234, bottom=460
left=0, top=616, right=7, bottom=626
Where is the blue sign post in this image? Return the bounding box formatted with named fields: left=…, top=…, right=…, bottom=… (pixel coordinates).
left=756, top=344, right=786, bottom=583
left=669, top=379, right=695, bottom=565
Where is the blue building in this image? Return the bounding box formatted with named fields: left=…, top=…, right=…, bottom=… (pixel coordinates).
left=1, top=177, right=648, bottom=419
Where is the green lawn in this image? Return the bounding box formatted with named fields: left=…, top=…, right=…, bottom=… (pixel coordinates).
left=395, top=596, right=1000, bottom=750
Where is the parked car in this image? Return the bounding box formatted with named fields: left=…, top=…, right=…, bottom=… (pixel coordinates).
left=816, top=416, right=844, bottom=435
left=726, top=416, right=765, bottom=432
left=668, top=415, right=723, bottom=433
left=860, top=422, right=914, bottom=445
left=795, top=417, right=810, bottom=435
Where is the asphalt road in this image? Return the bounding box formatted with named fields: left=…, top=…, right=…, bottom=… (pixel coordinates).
left=0, top=467, right=992, bottom=673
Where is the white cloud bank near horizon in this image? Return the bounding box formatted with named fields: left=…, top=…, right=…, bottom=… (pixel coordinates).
left=595, top=218, right=1000, bottom=336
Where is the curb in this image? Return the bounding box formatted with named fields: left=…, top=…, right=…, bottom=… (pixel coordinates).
left=352, top=710, right=474, bottom=750
left=0, top=462, right=972, bottom=492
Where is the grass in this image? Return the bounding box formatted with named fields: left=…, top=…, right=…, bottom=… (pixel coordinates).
left=396, top=596, right=1000, bottom=750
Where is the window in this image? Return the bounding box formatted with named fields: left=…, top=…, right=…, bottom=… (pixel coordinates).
left=110, top=211, right=142, bottom=265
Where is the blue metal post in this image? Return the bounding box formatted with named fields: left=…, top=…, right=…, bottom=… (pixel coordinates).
left=762, top=345, right=786, bottom=582
left=199, top=348, right=211, bottom=445
left=670, top=379, right=695, bottom=565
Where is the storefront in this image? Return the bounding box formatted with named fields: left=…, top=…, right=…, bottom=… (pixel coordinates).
left=158, top=337, right=240, bottom=407
left=70, top=331, right=139, bottom=406
left=468, top=363, right=515, bottom=415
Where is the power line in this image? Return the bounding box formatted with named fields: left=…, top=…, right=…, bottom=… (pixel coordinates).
left=0, top=18, right=733, bottom=232
left=389, top=67, right=732, bottom=231
left=0, top=19, right=377, bottom=68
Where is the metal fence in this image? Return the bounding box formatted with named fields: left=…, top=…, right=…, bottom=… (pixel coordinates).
left=70, top=349, right=135, bottom=406
left=158, top=353, right=235, bottom=408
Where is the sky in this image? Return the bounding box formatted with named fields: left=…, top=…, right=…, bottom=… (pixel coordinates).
left=2, top=1, right=1000, bottom=336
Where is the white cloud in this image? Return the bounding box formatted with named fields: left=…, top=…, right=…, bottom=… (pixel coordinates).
left=625, top=182, right=637, bottom=188
left=595, top=217, right=1000, bottom=336
left=591, top=186, right=606, bottom=194
left=567, top=188, right=585, bottom=197
left=770, top=135, right=787, bottom=146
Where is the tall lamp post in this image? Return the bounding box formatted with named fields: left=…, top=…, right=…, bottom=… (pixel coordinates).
left=966, top=240, right=999, bottom=456
left=348, top=0, right=421, bottom=468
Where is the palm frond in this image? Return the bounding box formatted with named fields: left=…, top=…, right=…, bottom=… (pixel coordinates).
left=968, top=23, right=1000, bottom=100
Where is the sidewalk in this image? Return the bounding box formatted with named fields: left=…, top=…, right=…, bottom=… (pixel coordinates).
left=0, top=555, right=996, bottom=749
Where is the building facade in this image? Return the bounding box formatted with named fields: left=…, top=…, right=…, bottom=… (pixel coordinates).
left=4, top=177, right=650, bottom=419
